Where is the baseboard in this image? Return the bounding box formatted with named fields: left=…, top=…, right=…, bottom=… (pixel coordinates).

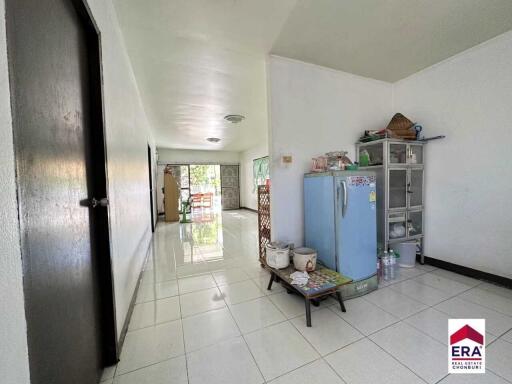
left=240, top=206, right=257, bottom=213
left=419, top=255, right=512, bottom=289
left=117, top=230, right=152, bottom=356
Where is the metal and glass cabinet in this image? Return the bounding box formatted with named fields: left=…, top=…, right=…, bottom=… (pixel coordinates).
left=356, top=139, right=425, bottom=263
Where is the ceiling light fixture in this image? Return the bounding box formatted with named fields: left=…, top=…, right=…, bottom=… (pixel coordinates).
left=224, top=114, right=245, bottom=124
left=206, top=137, right=221, bottom=143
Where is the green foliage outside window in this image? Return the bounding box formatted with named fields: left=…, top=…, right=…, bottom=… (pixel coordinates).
left=189, top=165, right=220, bottom=194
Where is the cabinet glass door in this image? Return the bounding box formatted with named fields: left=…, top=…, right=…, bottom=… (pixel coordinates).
left=408, top=169, right=423, bottom=208
left=389, top=143, right=407, bottom=164
left=388, top=169, right=407, bottom=209
left=408, top=210, right=423, bottom=237
left=388, top=212, right=407, bottom=240
left=408, top=144, right=423, bottom=165
left=360, top=142, right=383, bottom=166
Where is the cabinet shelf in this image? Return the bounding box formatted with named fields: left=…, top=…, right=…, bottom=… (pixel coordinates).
left=356, top=139, right=425, bottom=262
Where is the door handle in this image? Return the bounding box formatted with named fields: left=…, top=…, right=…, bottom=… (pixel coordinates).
left=341, top=181, right=347, bottom=217
left=80, top=197, right=109, bottom=208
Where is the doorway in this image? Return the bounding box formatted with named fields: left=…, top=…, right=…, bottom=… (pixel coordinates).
left=220, top=164, right=240, bottom=210
left=148, top=145, right=155, bottom=232
left=160, top=164, right=240, bottom=213
left=189, top=164, right=221, bottom=210
left=6, top=0, right=117, bottom=383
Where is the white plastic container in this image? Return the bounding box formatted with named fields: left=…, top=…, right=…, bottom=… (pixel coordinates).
left=396, top=242, right=417, bottom=268
left=293, top=247, right=317, bottom=272
left=265, top=242, right=290, bottom=269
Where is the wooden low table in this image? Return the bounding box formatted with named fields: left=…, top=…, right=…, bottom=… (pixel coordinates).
left=265, top=263, right=352, bottom=327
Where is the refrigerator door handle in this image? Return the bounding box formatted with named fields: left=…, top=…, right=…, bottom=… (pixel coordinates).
left=341, top=181, right=348, bottom=217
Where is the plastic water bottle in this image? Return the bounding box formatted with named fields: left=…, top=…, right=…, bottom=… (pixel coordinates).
left=377, top=256, right=382, bottom=283
left=376, top=246, right=382, bottom=282
left=388, top=250, right=396, bottom=280
left=382, top=251, right=390, bottom=281
left=389, top=249, right=400, bottom=279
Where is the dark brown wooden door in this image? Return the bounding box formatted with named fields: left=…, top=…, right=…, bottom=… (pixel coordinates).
left=6, top=0, right=116, bottom=383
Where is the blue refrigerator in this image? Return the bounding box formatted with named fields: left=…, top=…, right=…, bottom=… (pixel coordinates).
left=304, top=171, right=378, bottom=298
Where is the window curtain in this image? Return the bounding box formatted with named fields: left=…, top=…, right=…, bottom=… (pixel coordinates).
left=253, top=156, right=269, bottom=192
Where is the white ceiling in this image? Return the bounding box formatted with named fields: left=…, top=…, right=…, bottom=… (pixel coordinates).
left=113, top=0, right=297, bottom=151
left=272, top=0, right=512, bottom=82
left=114, top=0, right=512, bottom=150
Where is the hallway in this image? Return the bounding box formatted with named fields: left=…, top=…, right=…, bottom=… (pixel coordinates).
left=102, top=210, right=512, bottom=384
left=103, top=209, right=269, bottom=383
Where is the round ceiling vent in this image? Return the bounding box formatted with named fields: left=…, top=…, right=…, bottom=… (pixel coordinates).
left=224, top=114, right=245, bottom=123
left=206, top=137, right=221, bottom=143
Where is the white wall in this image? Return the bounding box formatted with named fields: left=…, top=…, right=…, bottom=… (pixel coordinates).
left=86, top=0, right=155, bottom=339
left=156, top=164, right=166, bottom=214
left=157, top=148, right=240, bottom=164
left=240, top=142, right=268, bottom=210
left=269, top=56, right=392, bottom=246
left=393, top=31, right=512, bottom=279
left=0, top=0, right=30, bottom=382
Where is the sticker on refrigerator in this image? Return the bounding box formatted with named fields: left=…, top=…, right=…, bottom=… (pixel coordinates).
left=348, top=176, right=376, bottom=187
left=369, top=191, right=376, bottom=202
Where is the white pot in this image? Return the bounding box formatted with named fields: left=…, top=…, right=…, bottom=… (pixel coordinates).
left=293, top=247, right=317, bottom=272
left=265, top=243, right=290, bottom=269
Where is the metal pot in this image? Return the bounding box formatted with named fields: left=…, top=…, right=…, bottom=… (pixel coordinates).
left=293, top=247, right=317, bottom=272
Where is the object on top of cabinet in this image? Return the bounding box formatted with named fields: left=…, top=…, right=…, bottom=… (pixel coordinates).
left=325, top=151, right=352, bottom=170
left=385, top=113, right=417, bottom=140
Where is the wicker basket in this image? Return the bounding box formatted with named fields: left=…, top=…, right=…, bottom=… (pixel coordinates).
left=386, top=113, right=413, bottom=131
left=386, top=113, right=416, bottom=140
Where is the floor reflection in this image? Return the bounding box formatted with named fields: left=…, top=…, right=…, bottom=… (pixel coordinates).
left=147, top=209, right=260, bottom=279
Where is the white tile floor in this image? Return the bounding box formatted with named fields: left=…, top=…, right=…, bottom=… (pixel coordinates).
left=102, top=209, right=512, bottom=384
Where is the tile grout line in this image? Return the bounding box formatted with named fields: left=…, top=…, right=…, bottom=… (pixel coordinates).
left=265, top=357, right=326, bottom=384
left=487, top=327, right=512, bottom=347
left=487, top=368, right=512, bottom=384
left=288, top=306, right=365, bottom=357
left=112, top=355, right=186, bottom=380
left=329, top=304, right=401, bottom=337
left=176, top=270, right=191, bottom=384
left=318, top=356, right=349, bottom=384
left=369, top=271, right=512, bottom=383
left=215, top=262, right=339, bottom=382
left=434, top=373, right=450, bottom=383
left=379, top=280, right=486, bottom=348
left=121, top=217, right=512, bottom=384
left=455, top=289, right=512, bottom=318
left=366, top=337, right=431, bottom=384
left=231, top=276, right=360, bottom=383
left=216, top=273, right=268, bottom=384
left=345, top=271, right=483, bottom=367
left=364, top=274, right=512, bottom=382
